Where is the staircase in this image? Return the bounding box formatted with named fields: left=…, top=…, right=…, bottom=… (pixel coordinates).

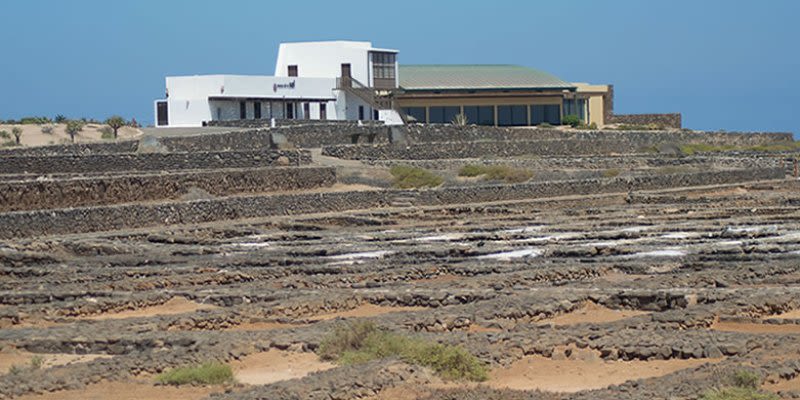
left=336, top=77, right=407, bottom=123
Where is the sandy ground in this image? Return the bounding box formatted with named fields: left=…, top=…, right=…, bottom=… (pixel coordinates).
left=13, top=380, right=222, bottom=400
left=0, top=123, right=142, bottom=147
left=83, top=297, right=218, bottom=320
left=232, top=349, right=336, bottom=385
left=770, top=309, right=800, bottom=319
left=765, top=375, right=800, bottom=393
left=308, top=304, right=427, bottom=321
left=0, top=347, right=112, bottom=374
left=712, top=321, right=800, bottom=334
left=536, top=302, right=649, bottom=326
left=487, top=354, right=719, bottom=393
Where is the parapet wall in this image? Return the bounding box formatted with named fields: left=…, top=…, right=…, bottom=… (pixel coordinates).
left=0, top=167, right=336, bottom=212
left=0, top=150, right=311, bottom=175
left=0, top=167, right=784, bottom=239
left=610, top=113, right=683, bottom=129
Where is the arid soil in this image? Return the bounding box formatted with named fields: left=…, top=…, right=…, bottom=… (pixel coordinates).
left=0, top=123, right=142, bottom=147
left=2, top=177, right=800, bottom=399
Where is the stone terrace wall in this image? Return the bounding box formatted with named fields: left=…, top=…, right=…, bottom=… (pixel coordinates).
left=0, top=140, right=139, bottom=157
left=611, top=113, right=683, bottom=129
left=366, top=155, right=786, bottom=172
left=0, top=167, right=784, bottom=238
left=403, top=125, right=792, bottom=145
left=0, top=167, right=336, bottom=212
left=323, top=140, right=647, bottom=160
left=0, top=150, right=311, bottom=175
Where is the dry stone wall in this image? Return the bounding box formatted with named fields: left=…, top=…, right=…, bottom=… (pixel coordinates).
left=0, top=167, right=336, bottom=212
left=611, top=113, right=683, bottom=128
left=0, top=150, right=311, bottom=175
left=0, top=167, right=783, bottom=239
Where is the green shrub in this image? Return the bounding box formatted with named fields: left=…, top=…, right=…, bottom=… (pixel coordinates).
left=155, top=362, right=234, bottom=386
left=11, top=127, right=22, bottom=144
left=390, top=165, right=443, bottom=189
left=65, top=120, right=84, bottom=143
left=99, top=126, right=115, bottom=139
left=538, top=122, right=553, bottom=128
left=562, top=114, right=581, bottom=128
left=458, top=164, right=533, bottom=183
left=41, top=124, right=55, bottom=135
left=700, top=387, right=778, bottom=400
left=318, top=321, right=487, bottom=381
left=602, top=168, right=621, bottom=178
left=54, top=114, right=67, bottom=123
left=0, top=130, right=9, bottom=139
left=29, top=356, right=44, bottom=370
left=19, top=116, right=51, bottom=125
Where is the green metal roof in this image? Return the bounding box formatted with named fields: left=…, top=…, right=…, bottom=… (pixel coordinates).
left=399, top=64, right=574, bottom=91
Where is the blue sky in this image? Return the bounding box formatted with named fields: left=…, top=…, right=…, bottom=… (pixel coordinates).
left=1, top=0, right=798, bottom=134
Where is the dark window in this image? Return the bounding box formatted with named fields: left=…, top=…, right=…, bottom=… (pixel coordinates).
left=512, top=105, right=527, bottom=126
left=288, top=65, right=298, bottom=77
left=531, top=105, right=545, bottom=125
left=463, top=106, right=479, bottom=125
left=403, top=107, right=426, bottom=123
left=216, top=107, right=222, bottom=121
left=496, top=105, right=527, bottom=126
left=286, top=103, right=294, bottom=119
left=545, top=104, right=561, bottom=125
left=371, top=52, right=396, bottom=79
left=303, top=103, right=310, bottom=120
left=428, top=107, right=445, bottom=123
left=358, top=105, right=364, bottom=120
left=156, top=101, right=168, bottom=126
left=320, top=103, right=327, bottom=120
left=443, top=106, right=460, bottom=124
left=373, top=109, right=379, bottom=121
left=254, top=102, right=261, bottom=119
left=563, top=98, right=586, bottom=121
left=239, top=102, right=247, bottom=120
left=478, top=106, right=494, bottom=126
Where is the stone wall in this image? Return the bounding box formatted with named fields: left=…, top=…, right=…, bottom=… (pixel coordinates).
left=0, top=167, right=336, bottom=212
left=610, top=113, right=683, bottom=129
left=0, top=150, right=311, bottom=175
left=0, top=167, right=784, bottom=239
left=365, top=155, right=786, bottom=172
left=0, top=140, right=139, bottom=157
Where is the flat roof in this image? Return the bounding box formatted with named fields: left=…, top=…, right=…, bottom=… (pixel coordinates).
left=399, top=65, right=575, bottom=92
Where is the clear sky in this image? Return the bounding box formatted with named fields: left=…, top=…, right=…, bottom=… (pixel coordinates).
left=1, top=0, right=798, bottom=134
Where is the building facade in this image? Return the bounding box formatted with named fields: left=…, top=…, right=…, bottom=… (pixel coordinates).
left=154, top=41, right=613, bottom=128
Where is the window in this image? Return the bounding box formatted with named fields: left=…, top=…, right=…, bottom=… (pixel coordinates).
left=497, top=105, right=527, bottom=126
left=216, top=107, right=222, bottom=121
left=156, top=101, right=168, bottom=126
left=303, top=103, right=310, bottom=120
left=563, top=98, right=586, bottom=121
left=288, top=65, right=298, bottom=77
left=358, top=105, right=364, bottom=120
left=403, top=107, right=425, bottom=123
left=545, top=104, right=561, bottom=125
left=463, top=106, right=494, bottom=125
left=373, top=109, right=379, bottom=121
left=428, top=106, right=460, bottom=124
left=463, top=106, right=479, bottom=125
left=286, top=103, right=294, bottom=119
left=254, top=102, right=261, bottom=119
left=320, top=103, right=327, bottom=120
left=371, top=52, right=396, bottom=79
left=239, top=102, right=247, bottom=120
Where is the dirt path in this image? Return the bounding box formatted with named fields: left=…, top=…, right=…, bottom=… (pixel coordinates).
left=537, top=302, right=648, bottom=326
left=232, top=349, right=336, bottom=385
left=83, top=297, right=217, bottom=320
left=0, top=348, right=111, bottom=374
left=712, top=321, right=800, bottom=334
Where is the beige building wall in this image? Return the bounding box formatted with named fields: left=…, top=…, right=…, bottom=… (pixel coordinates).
left=574, top=83, right=610, bottom=128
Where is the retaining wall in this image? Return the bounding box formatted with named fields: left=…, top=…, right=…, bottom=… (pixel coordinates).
left=0, top=141, right=139, bottom=157
left=610, top=113, right=683, bottom=128
left=0, top=150, right=311, bottom=175
left=0, top=167, right=337, bottom=212
left=0, top=167, right=784, bottom=239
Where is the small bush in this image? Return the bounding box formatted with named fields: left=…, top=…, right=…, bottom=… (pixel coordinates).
left=538, top=122, right=553, bottom=128
left=318, top=322, right=488, bottom=381
left=458, top=164, right=533, bottom=183
left=390, top=165, right=443, bottom=189
left=700, top=387, right=778, bottom=400
left=19, top=116, right=51, bottom=125
left=602, top=168, right=621, bottom=178
left=0, top=130, right=9, bottom=139
left=451, top=113, right=469, bottom=127
left=155, top=362, right=234, bottom=386
left=29, top=356, right=44, bottom=370
left=731, top=370, right=761, bottom=390
left=99, top=126, right=115, bottom=139
left=562, top=114, right=581, bottom=128
left=54, top=114, right=67, bottom=123
left=41, top=124, right=55, bottom=135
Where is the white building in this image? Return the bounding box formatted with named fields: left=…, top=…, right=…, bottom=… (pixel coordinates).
left=154, top=41, right=400, bottom=127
